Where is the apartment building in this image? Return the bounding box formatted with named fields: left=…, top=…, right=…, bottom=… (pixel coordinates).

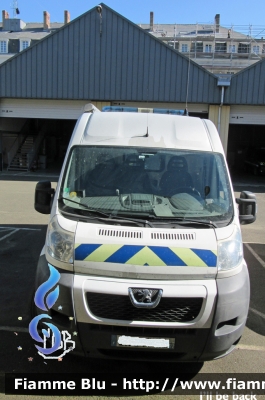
left=140, top=13, right=265, bottom=74
left=0, top=10, right=68, bottom=64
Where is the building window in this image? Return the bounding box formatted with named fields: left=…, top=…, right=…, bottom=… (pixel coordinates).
left=197, top=42, right=203, bottom=52
left=229, top=45, right=236, bottom=53
left=238, top=43, right=250, bottom=54
left=205, top=44, right=212, bottom=53
left=190, top=41, right=203, bottom=53
left=20, top=40, right=30, bottom=51
left=215, top=42, right=227, bottom=53
left=0, top=40, right=8, bottom=53
left=181, top=44, right=189, bottom=53
left=253, top=45, right=260, bottom=54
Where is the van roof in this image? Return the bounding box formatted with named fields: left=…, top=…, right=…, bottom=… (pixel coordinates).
left=71, top=112, right=223, bottom=153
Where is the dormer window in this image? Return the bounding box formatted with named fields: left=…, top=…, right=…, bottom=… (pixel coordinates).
left=0, top=40, right=8, bottom=53
left=20, top=39, right=30, bottom=51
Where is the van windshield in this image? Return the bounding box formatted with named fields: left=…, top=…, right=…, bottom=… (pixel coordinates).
left=59, top=146, right=234, bottom=227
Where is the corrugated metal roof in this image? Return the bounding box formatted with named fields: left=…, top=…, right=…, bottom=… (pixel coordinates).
left=227, top=58, right=265, bottom=105
left=0, top=3, right=220, bottom=103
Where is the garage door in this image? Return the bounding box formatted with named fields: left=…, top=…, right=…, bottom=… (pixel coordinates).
left=230, top=105, right=265, bottom=125
left=112, top=101, right=209, bottom=114
left=0, top=99, right=110, bottom=119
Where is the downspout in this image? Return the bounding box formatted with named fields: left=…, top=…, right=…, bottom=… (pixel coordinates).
left=217, top=86, right=224, bottom=134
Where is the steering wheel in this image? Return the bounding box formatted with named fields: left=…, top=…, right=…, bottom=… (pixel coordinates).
left=170, top=187, right=201, bottom=197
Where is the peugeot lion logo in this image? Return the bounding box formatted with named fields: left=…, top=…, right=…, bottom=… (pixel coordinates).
left=128, top=288, right=163, bottom=309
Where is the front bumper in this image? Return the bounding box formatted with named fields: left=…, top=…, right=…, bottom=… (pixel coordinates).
left=33, top=255, right=250, bottom=361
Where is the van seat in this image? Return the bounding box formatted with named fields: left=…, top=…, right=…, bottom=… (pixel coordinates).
left=160, top=156, right=193, bottom=196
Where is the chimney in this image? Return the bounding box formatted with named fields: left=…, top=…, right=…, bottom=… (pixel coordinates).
left=2, top=10, right=9, bottom=31
left=150, top=11, right=154, bottom=32
left=2, top=10, right=9, bottom=21
left=215, top=14, right=220, bottom=33
left=43, top=11, right=50, bottom=30
left=64, top=10, right=70, bottom=24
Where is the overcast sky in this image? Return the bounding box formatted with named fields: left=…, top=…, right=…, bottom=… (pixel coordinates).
left=2, top=0, right=265, bottom=31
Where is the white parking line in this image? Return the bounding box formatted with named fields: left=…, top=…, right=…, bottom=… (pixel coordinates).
left=249, top=307, right=265, bottom=320
left=244, top=242, right=265, bottom=244
left=0, top=227, right=41, bottom=230
left=0, top=326, right=29, bottom=333
left=0, top=227, right=42, bottom=241
left=237, top=344, right=265, bottom=352
left=245, top=243, right=265, bottom=269
left=0, top=229, right=19, bottom=241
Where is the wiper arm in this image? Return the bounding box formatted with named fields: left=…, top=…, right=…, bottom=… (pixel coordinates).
left=60, top=209, right=96, bottom=221
left=58, top=197, right=110, bottom=218
left=60, top=210, right=153, bottom=227
left=58, top=197, right=153, bottom=227
left=106, top=216, right=154, bottom=228
left=148, top=216, right=217, bottom=228
left=177, top=219, right=217, bottom=228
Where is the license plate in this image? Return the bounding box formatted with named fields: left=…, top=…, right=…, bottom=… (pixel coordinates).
left=111, top=335, right=175, bottom=349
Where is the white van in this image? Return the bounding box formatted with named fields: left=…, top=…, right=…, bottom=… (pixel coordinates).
left=34, top=104, right=256, bottom=362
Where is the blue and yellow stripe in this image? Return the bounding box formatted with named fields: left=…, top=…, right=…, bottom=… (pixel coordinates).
left=75, top=244, right=217, bottom=267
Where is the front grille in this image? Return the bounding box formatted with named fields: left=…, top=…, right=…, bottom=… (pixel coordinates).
left=89, top=324, right=196, bottom=335
left=86, top=293, right=203, bottom=323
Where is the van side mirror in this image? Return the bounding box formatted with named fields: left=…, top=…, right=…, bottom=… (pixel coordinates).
left=34, top=181, right=55, bottom=214
left=236, top=191, right=256, bottom=225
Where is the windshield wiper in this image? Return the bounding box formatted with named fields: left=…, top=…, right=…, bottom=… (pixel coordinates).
left=176, top=219, right=217, bottom=228
left=148, top=216, right=217, bottom=228
left=58, top=197, right=111, bottom=218
left=104, top=216, right=154, bottom=228
left=58, top=197, right=153, bottom=227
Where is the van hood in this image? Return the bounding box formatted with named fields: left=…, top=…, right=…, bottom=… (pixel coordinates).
left=74, top=222, right=218, bottom=280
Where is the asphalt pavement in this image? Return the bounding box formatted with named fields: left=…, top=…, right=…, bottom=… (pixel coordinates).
left=0, top=168, right=265, bottom=399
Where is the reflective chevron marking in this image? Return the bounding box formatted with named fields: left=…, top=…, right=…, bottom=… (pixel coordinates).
left=126, top=247, right=166, bottom=267
left=85, top=244, right=123, bottom=262
left=169, top=247, right=208, bottom=267
left=75, top=244, right=217, bottom=267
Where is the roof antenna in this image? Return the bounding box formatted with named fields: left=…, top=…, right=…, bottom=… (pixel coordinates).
left=12, top=0, right=20, bottom=18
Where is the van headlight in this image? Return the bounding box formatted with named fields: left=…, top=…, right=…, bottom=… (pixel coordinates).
left=217, top=225, right=243, bottom=270
left=46, top=216, right=74, bottom=263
